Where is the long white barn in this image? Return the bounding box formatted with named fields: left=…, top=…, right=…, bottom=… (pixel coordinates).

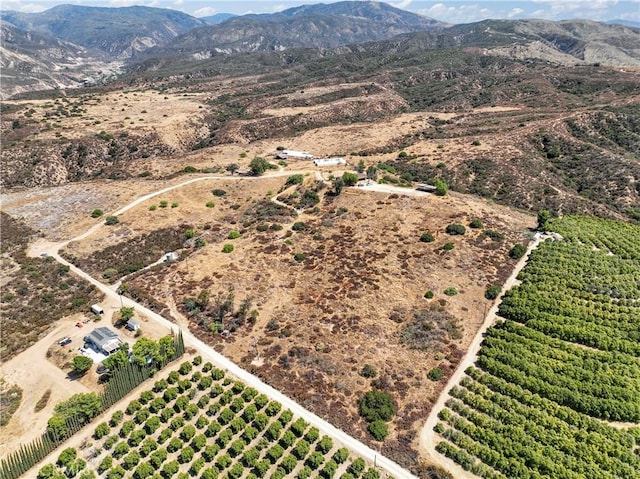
left=283, top=150, right=314, bottom=159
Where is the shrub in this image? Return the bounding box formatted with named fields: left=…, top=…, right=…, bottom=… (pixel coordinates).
left=286, top=174, right=304, bottom=185
left=444, top=287, right=458, bottom=296
left=442, top=243, right=454, bottom=251
left=292, top=221, right=306, bottom=231
left=419, top=232, right=434, bottom=243
left=424, top=290, right=434, bottom=299
left=445, top=224, right=465, bottom=235
left=485, top=285, right=502, bottom=300
left=222, top=244, right=234, bottom=253
left=427, top=367, right=444, bottom=381
left=509, top=244, right=526, bottom=259
left=228, top=230, right=241, bottom=239
left=91, top=209, right=103, bottom=218
left=206, top=201, right=215, bottom=208
left=212, top=189, right=227, bottom=197
left=359, top=391, right=395, bottom=422
left=360, top=364, right=377, bottom=378
left=294, top=253, right=306, bottom=262
left=469, top=219, right=483, bottom=228
left=485, top=229, right=505, bottom=241
left=105, top=216, right=119, bottom=225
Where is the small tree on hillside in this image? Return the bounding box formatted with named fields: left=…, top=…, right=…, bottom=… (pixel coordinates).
left=72, top=355, right=93, bottom=375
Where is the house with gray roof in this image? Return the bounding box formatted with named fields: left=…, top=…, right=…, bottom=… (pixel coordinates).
left=84, top=327, right=122, bottom=355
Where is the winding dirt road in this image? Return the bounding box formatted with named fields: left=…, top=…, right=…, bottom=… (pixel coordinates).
left=418, top=233, right=548, bottom=478
left=25, top=172, right=419, bottom=479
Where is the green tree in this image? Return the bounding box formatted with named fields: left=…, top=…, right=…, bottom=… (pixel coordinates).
left=119, top=306, right=135, bottom=321
left=509, top=244, right=526, bottom=259
left=485, top=285, right=502, bottom=300
left=226, top=163, right=239, bottom=175
left=332, top=177, right=345, bottom=196
left=103, top=348, right=128, bottom=371
left=91, top=209, right=104, bottom=218
left=537, top=210, right=551, bottom=230
left=359, top=391, right=395, bottom=422
left=434, top=179, right=448, bottom=196
left=57, top=447, right=77, bottom=467
left=420, top=232, right=434, bottom=243
left=52, top=392, right=102, bottom=424
left=105, top=216, right=119, bottom=225
left=222, top=244, right=234, bottom=253
left=444, top=287, right=458, bottom=296
left=94, top=422, right=110, bottom=440
left=132, top=337, right=160, bottom=366
left=72, top=355, right=93, bottom=375
left=249, top=157, right=271, bottom=176
left=342, top=172, right=358, bottom=186
left=357, top=159, right=366, bottom=173
left=445, top=224, right=466, bottom=235
left=427, top=367, right=444, bottom=381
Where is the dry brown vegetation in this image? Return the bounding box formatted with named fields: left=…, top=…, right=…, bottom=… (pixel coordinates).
left=0, top=212, right=103, bottom=361
left=56, top=173, right=532, bottom=469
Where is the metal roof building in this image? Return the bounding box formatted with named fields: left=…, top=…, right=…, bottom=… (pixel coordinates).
left=84, top=327, right=122, bottom=355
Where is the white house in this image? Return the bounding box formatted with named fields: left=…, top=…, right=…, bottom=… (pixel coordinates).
left=313, top=157, right=346, bottom=167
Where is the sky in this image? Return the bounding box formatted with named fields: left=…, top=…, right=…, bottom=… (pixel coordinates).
left=1, top=0, right=639, bottom=24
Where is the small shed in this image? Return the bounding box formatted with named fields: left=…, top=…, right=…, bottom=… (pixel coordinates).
left=126, top=319, right=141, bottom=331
left=313, top=157, right=346, bottom=167
left=164, top=252, right=178, bottom=262
left=91, top=304, right=105, bottom=315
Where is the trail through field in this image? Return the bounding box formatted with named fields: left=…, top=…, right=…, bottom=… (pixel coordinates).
left=418, top=234, right=548, bottom=478
left=22, top=172, right=419, bottom=479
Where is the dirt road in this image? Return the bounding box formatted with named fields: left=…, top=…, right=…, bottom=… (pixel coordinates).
left=418, top=234, right=548, bottom=478
left=23, top=172, right=418, bottom=479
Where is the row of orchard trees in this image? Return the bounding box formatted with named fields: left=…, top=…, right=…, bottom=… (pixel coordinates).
left=433, top=216, right=640, bottom=479
left=0, top=332, right=185, bottom=479
left=36, top=354, right=384, bottom=479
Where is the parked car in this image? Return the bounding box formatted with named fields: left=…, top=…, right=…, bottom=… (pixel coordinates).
left=75, top=322, right=83, bottom=328
left=58, top=337, right=72, bottom=346
left=96, top=365, right=108, bottom=374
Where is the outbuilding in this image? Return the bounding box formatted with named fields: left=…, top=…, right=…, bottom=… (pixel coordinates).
left=282, top=150, right=314, bottom=159
left=313, top=157, right=346, bottom=167
left=84, top=327, right=122, bottom=355
left=126, top=319, right=141, bottom=332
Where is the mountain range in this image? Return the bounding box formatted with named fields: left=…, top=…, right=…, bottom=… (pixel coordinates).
left=1, top=1, right=639, bottom=99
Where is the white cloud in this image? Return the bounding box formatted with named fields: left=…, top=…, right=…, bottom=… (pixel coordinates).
left=420, top=3, right=496, bottom=23
left=0, top=1, right=47, bottom=12
left=194, top=6, right=216, bottom=17
left=270, top=4, right=287, bottom=12
left=508, top=7, right=525, bottom=18
left=391, top=0, right=413, bottom=9
left=109, top=0, right=145, bottom=6
left=532, top=0, right=619, bottom=12
left=172, top=0, right=184, bottom=6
